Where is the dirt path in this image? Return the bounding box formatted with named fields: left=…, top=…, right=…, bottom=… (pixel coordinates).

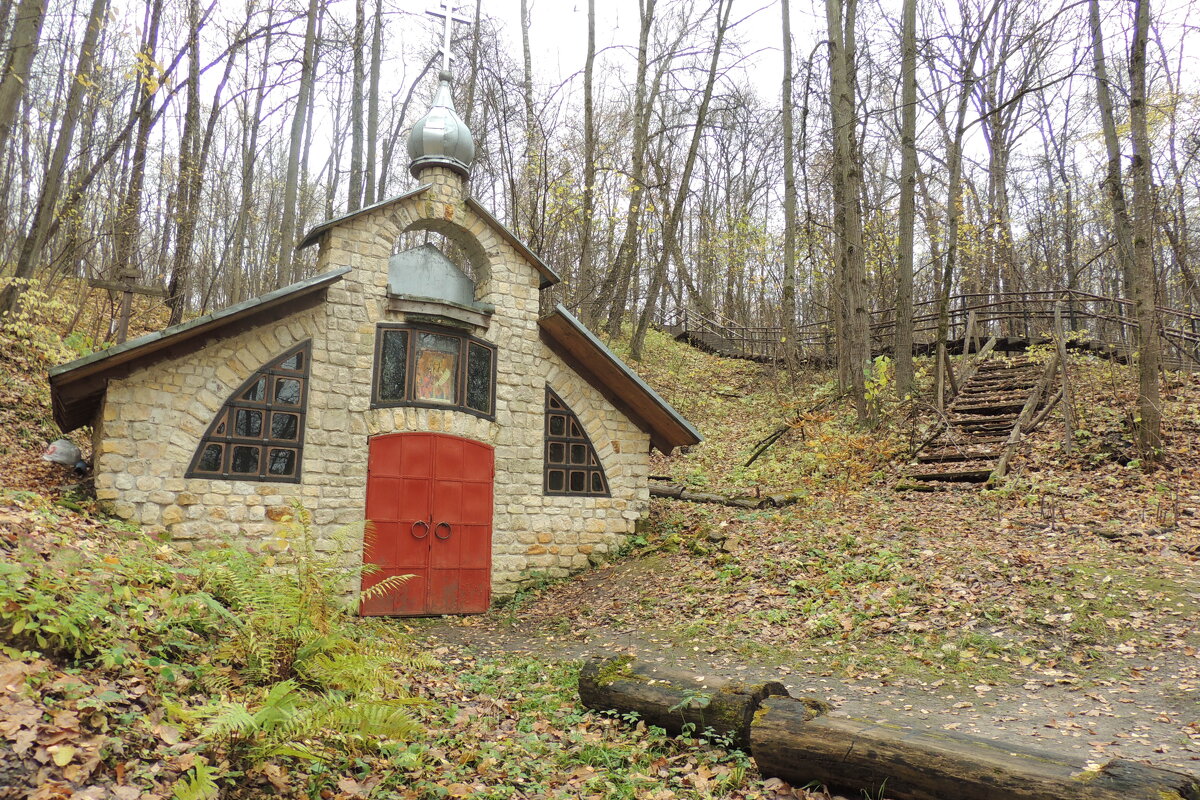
left=414, top=556, right=1200, bottom=778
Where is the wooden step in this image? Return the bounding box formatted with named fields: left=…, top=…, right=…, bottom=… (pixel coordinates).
left=951, top=403, right=1026, bottom=415
left=917, top=450, right=1000, bottom=463
left=954, top=416, right=1019, bottom=427
left=904, top=467, right=993, bottom=482
left=936, top=435, right=1008, bottom=445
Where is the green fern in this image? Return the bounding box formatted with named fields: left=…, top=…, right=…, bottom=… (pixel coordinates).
left=173, top=762, right=218, bottom=800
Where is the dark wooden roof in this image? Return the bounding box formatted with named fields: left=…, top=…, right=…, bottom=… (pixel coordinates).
left=538, top=305, right=702, bottom=455
left=49, top=268, right=349, bottom=433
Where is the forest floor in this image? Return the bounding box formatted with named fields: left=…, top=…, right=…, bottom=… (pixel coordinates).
left=415, top=331, right=1200, bottom=777
left=2, top=303, right=1199, bottom=798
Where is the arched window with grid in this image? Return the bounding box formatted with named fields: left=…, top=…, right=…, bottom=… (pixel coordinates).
left=543, top=386, right=609, bottom=497
left=186, top=342, right=310, bottom=483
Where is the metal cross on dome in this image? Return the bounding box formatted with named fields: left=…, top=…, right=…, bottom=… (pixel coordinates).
left=427, top=1, right=471, bottom=73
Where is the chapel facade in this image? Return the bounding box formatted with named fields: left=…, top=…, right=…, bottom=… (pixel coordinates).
left=48, top=68, right=700, bottom=614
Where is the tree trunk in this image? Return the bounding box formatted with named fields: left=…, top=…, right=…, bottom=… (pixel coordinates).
left=751, top=697, right=1200, bottom=800
left=632, top=0, right=732, bottom=361
left=825, top=0, right=869, bottom=420
left=1089, top=0, right=1136, bottom=299
left=1128, top=0, right=1162, bottom=456
left=109, top=0, right=165, bottom=313
left=0, top=0, right=47, bottom=162
left=578, top=0, right=598, bottom=322
left=780, top=0, right=798, bottom=363
left=276, top=0, right=321, bottom=284
left=578, top=656, right=790, bottom=751
left=165, top=0, right=201, bottom=325
left=347, top=0, right=365, bottom=212
left=364, top=0, right=382, bottom=204
left=599, top=0, right=658, bottom=338
left=1, top=0, right=109, bottom=314
left=894, top=0, right=917, bottom=397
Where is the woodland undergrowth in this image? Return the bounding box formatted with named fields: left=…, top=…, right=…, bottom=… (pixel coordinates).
left=0, top=317, right=797, bottom=799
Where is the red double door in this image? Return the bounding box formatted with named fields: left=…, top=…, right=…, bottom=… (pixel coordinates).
left=361, top=433, right=494, bottom=616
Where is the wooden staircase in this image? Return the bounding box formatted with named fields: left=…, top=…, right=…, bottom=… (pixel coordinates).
left=902, top=356, right=1057, bottom=487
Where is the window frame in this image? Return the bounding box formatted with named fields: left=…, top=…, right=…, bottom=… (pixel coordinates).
left=185, top=341, right=311, bottom=484
left=371, top=323, right=497, bottom=420
left=543, top=386, right=610, bottom=498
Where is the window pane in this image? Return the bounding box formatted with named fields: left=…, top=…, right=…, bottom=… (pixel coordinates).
left=267, top=449, right=296, bottom=476
left=548, top=471, right=565, bottom=492
left=571, top=444, right=587, bottom=464
left=591, top=472, right=605, bottom=493
left=569, top=471, right=586, bottom=492
left=414, top=332, right=459, bottom=404
left=569, top=419, right=582, bottom=438
left=466, top=343, right=492, bottom=413
left=235, top=409, right=262, bottom=437
left=271, top=413, right=298, bottom=440
left=280, top=352, right=303, bottom=371
left=548, top=442, right=565, bottom=463
left=275, top=378, right=301, bottom=405
left=231, top=446, right=260, bottom=474
left=549, top=415, right=565, bottom=436
left=379, top=329, right=408, bottom=402
left=197, top=444, right=222, bottom=472
left=242, top=377, right=266, bottom=402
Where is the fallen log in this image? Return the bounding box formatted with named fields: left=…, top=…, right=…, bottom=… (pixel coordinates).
left=750, top=695, right=1200, bottom=800
left=649, top=482, right=805, bottom=509
left=577, top=655, right=792, bottom=750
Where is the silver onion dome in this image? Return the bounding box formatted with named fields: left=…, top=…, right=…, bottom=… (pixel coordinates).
left=407, top=70, right=475, bottom=179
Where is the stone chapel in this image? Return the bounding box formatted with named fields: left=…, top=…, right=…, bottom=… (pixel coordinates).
left=48, top=65, right=701, bottom=615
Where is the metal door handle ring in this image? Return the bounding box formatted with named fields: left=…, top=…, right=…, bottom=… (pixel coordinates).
left=434, top=522, right=452, bottom=540
left=411, top=520, right=429, bottom=539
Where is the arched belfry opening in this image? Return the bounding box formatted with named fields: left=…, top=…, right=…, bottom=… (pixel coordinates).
left=386, top=229, right=494, bottom=331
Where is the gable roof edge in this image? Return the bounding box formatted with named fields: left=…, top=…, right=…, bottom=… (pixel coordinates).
left=297, top=185, right=432, bottom=250
left=464, top=197, right=560, bottom=289
left=538, top=305, right=701, bottom=454
left=49, top=267, right=349, bottom=432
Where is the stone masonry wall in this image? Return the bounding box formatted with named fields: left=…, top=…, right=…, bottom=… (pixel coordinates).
left=92, top=165, right=651, bottom=597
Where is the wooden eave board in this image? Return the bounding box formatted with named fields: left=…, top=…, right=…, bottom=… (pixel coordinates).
left=48, top=268, right=349, bottom=433
left=538, top=306, right=701, bottom=455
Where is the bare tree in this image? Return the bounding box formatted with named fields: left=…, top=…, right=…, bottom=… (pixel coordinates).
left=1128, top=0, right=1162, bottom=455
left=826, top=0, right=869, bottom=419
left=1, top=0, right=109, bottom=314
left=0, top=0, right=47, bottom=164
left=780, top=0, right=799, bottom=360
left=894, top=0, right=917, bottom=397
left=276, top=0, right=322, bottom=284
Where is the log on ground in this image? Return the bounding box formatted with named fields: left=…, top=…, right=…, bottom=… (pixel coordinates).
left=750, top=696, right=1200, bottom=800
left=578, top=655, right=791, bottom=750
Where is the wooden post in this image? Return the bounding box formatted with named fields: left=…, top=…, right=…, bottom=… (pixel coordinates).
left=964, top=308, right=977, bottom=355
left=935, top=341, right=945, bottom=412
left=942, top=344, right=959, bottom=397
left=1053, top=302, right=1075, bottom=453
left=88, top=268, right=168, bottom=344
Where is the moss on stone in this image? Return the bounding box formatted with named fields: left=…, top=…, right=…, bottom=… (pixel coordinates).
left=594, top=655, right=636, bottom=687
